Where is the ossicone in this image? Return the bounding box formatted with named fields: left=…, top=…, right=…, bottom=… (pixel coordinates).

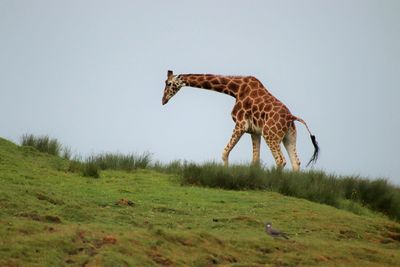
left=167, top=70, right=173, bottom=77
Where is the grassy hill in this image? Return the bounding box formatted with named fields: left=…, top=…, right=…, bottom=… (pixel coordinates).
left=0, top=137, right=399, bottom=266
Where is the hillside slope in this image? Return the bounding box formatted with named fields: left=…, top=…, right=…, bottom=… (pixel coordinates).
left=0, top=137, right=399, bottom=266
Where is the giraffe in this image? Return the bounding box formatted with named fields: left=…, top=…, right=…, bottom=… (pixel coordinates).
left=162, top=70, right=319, bottom=170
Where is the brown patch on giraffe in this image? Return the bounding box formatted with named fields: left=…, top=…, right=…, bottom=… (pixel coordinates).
left=251, top=104, right=259, bottom=111
left=264, top=95, right=272, bottom=101
left=265, top=104, right=272, bottom=112
left=250, top=90, right=258, bottom=98
left=243, top=97, right=252, bottom=110
left=213, top=85, right=223, bottom=90
left=273, top=105, right=281, bottom=112
left=261, top=111, right=268, bottom=120
left=220, top=77, right=229, bottom=85
left=211, top=78, right=220, bottom=85
left=202, top=81, right=211, bottom=88
left=262, top=127, right=270, bottom=137
left=278, top=128, right=286, bottom=137
left=249, top=81, right=259, bottom=88
left=239, top=84, right=250, bottom=95
left=254, top=97, right=263, bottom=104
left=228, top=82, right=240, bottom=91
left=233, top=77, right=243, bottom=83
left=265, top=119, right=274, bottom=128
left=237, top=110, right=244, bottom=121
left=272, top=113, right=279, bottom=122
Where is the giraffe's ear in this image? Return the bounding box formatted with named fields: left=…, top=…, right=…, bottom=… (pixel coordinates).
left=167, top=70, right=173, bottom=78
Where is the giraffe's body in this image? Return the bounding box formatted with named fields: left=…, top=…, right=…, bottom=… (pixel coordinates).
left=162, top=71, right=319, bottom=170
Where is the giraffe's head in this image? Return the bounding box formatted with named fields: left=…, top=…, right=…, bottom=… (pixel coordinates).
left=162, top=70, right=185, bottom=105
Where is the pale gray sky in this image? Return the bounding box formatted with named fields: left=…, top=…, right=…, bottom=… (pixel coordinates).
left=1, top=0, right=399, bottom=184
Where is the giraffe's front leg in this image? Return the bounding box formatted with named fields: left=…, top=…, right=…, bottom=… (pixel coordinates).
left=222, top=124, right=245, bottom=166
left=251, top=134, right=261, bottom=166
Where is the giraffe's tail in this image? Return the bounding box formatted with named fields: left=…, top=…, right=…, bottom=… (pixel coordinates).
left=293, top=116, right=319, bottom=167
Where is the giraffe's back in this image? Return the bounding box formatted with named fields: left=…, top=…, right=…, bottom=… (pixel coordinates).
left=233, top=81, right=294, bottom=136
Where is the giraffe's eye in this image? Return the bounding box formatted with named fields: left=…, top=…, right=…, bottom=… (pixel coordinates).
left=167, top=81, right=172, bottom=86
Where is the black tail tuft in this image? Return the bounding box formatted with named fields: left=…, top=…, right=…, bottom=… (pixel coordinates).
left=306, top=135, right=319, bottom=167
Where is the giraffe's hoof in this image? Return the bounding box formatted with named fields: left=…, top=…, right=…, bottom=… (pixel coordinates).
left=276, top=162, right=286, bottom=170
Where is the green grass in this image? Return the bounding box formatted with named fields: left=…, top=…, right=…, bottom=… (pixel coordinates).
left=1, top=137, right=400, bottom=266
left=21, top=133, right=400, bottom=221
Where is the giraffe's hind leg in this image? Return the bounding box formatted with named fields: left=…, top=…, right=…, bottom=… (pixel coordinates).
left=263, top=134, right=286, bottom=169
left=283, top=122, right=301, bottom=171
left=251, top=134, right=261, bottom=165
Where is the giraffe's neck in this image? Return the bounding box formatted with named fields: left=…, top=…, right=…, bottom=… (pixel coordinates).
left=179, top=74, right=240, bottom=98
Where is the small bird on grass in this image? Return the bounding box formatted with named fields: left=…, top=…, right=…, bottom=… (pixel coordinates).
left=265, top=222, right=289, bottom=239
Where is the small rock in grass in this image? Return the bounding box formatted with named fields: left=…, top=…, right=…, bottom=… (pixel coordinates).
left=103, top=235, right=117, bottom=245
left=116, top=198, right=135, bottom=206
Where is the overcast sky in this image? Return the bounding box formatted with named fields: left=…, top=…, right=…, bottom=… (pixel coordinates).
left=1, top=0, right=399, bottom=184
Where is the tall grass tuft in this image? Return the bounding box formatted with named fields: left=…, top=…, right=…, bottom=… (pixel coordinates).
left=83, top=156, right=100, bottom=178
left=21, top=134, right=62, bottom=156
left=340, top=177, right=400, bottom=220
left=67, top=155, right=100, bottom=178
left=92, top=152, right=152, bottom=171
left=181, top=162, right=267, bottom=190
left=178, top=162, right=400, bottom=221
left=151, top=160, right=186, bottom=175
left=67, top=152, right=152, bottom=178
left=61, top=146, right=72, bottom=160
